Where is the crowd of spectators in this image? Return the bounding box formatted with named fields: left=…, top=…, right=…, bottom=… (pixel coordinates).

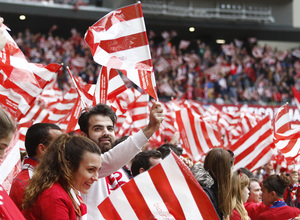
left=12, top=24, right=300, bottom=106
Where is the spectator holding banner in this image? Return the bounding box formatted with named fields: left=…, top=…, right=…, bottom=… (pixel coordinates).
left=78, top=102, right=164, bottom=219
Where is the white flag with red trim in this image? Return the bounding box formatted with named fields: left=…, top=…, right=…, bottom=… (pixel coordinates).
left=274, top=103, right=300, bottom=159
left=230, top=116, right=275, bottom=171
left=84, top=2, right=158, bottom=100
left=98, top=152, right=219, bottom=220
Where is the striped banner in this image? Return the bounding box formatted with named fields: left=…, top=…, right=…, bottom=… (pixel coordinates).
left=98, top=152, right=219, bottom=220
left=274, top=103, right=300, bottom=159
left=230, top=116, right=275, bottom=171
left=175, top=106, right=223, bottom=161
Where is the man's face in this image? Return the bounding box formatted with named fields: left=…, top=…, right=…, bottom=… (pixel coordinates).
left=247, top=181, right=262, bottom=203
left=87, top=115, right=116, bottom=153
left=261, top=186, right=274, bottom=206
left=289, top=172, right=299, bottom=185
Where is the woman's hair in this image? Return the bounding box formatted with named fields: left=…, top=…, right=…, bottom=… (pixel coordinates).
left=204, top=148, right=235, bottom=217
left=231, top=171, right=250, bottom=220
left=0, top=106, right=15, bottom=139
left=23, top=134, right=101, bottom=215
left=262, top=174, right=290, bottom=197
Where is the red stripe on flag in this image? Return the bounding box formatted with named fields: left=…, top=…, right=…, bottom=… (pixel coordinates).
left=99, top=32, right=148, bottom=53
left=187, top=109, right=203, bottom=155
left=175, top=110, right=193, bottom=157
left=172, top=152, right=220, bottom=220
left=234, top=128, right=272, bottom=165
left=149, top=164, right=186, bottom=219
left=97, top=198, right=122, bottom=220
left=91, top=3, right=143, bottom=32
left=131, top=113, right=148, bottom=122
left=245, top=142, right=275, bottom=171
left=278, top=139, right=298, bottom=154
left=230, top=116, right=269, bottom=152
left=122, top=180, right=156, bottom=219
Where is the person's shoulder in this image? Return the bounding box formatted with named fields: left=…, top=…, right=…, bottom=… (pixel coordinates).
left=41, top=183, right=69, bottom=199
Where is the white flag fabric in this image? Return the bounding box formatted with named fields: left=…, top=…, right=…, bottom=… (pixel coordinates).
left=98, top=152, right=219, bottom=220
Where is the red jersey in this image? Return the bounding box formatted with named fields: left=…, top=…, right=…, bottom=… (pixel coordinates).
left=9, top=157, right=39, bottom=211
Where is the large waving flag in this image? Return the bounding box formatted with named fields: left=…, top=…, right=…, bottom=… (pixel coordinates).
left=0, top=23, right=61, bottom=120
left=84, top=2, right=158, bottom=100
left=274, top=103, right=300, bottom=160
left=98, top=152, right=219, bottom=220
left=230, top=116, right=275, bottom=171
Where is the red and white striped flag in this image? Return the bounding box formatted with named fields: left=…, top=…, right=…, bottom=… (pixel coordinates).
left=292, top=86, right=300, bottom=110
left=252, top=46, right=263, bottom=58
left=93, top=66, right=127, bottom=105
left=0, top=22, right=62, bottom=120
left=175, top=106, right=223, bottom=161
left=204, top=64, right=231, bottom=81
left=98, top=152, right=219, bottom=220
left=230, top=116, right=275, bottom=171
left=292, top=49, right=300, bottom=58
left=222, top=44, right=235, bottom=56
left=84, top=2, right=158, bottom=100
left=67, top=67, right=93, bottom=109
left=274, top=103, right=300, bottom=159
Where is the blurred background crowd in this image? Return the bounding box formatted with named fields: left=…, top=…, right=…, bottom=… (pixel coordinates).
left=12, top=24, right=300, bottom=106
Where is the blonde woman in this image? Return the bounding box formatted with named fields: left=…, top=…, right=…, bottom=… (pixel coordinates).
left=230, top=170, right=250, bottom=220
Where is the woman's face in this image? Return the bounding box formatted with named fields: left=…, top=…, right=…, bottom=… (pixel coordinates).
left=0, top=132, right=13, bottom=158
left=71, top=151, right=102, bottom=194
left=241, top=186, right=250, bottom=203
